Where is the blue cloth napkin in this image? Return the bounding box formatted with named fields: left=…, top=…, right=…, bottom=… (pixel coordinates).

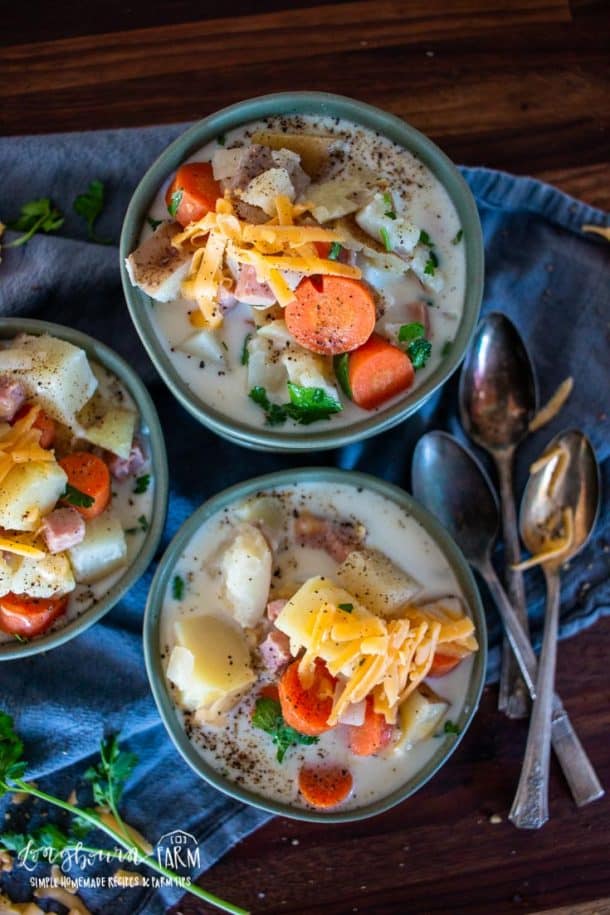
left=0, top=123, right=608, bottom=914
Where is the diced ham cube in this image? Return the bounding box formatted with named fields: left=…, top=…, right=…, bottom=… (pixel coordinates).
left=259, top=629, right=292, bottom=674
left=125, top=221, right=192, bottom=303
left=405, top=300, right=431, bottom=338
left=266, top=598, right=287, bottom=622
left=215, top=145, right=275, bottom=191
left=42, top=507, right=86, bottom=554
left=234, top=265, right=276, bottom=307
left=294, top=511, right=364, bottom=563
left=0, top=377, right=26, bottom=421
left=107, top=438, right=146, bottom=481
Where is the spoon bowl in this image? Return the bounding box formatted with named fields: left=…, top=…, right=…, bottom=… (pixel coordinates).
left=520, top=429, right=600, bottom=570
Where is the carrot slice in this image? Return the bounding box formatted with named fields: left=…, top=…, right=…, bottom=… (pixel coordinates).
left=165, top=162, right=221, bottom=228
left=285, top=275, right=376, bottom=355
left=348, top=697, right=394, bottom=757
left=0, top=593, right=68, bottom=638
left=298, top=765, right=353, bottom=809
left=348, top=334, right=414, bottom=409
left=278, top=659, right=335, bottom=737
left=12, top=404, right=56, bottom=449
left=59, top=451, right=111, bottom=520
left=428, top=652, right=463, bottom=677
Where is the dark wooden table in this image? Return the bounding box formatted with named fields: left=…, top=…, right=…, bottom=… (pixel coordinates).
left=3, top=2, right=609, bottom=914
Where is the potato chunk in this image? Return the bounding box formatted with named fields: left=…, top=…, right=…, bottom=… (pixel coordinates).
left=335, top=548, right=421, bottom=618
left=220, top=524, right=272, bottom=628
left=77, top=392, right=136, bottom=459
left=166, top=614, right=255, bottom=713
left=68, top=510, right=127, bottom=583
left=0, top=462, right=67, bottom=532
left=10, top=552, right=75, bottom=598
left=397, top=683, right=448, bottom=749
left=0, top=334, right=98, bottom=427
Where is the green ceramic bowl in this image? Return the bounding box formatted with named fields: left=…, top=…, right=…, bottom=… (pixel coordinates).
left=120, top=91, right=484, bottom=452
left=144, top=467, right=487, bottom=823
left=0, top=318, right=168, bottom=661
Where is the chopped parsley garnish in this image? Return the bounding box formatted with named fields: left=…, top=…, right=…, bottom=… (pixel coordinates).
left=62, top=483, right=95, bottom=509
left=125, top=515, right=149, bottom=535
left=419, top=229, right=433, bottom=247
left=133, top=474, right=150, bottom=494
left=424, top=249, right=439, bottom=276
left=441, top=340, right=453, bottom=357
left=221, top=340, right=229, bottom=352
left=338, top=603, right=353, bottom=613
left=217, top=134, right=226, bottom=146
left=333, top=353, right=352, bottom=400
left=398, top=321, right=425, bottom=344
left=382, top=191, right=396, bottom=219
left=407, top=337, right=432, bottom=370
left=73, top=179, right=108, bottom=243
left=12, top=633, right=27, bottom=643
left=7, top=198, right=64, bottom=248
left=379, top=226, right=393, bottom=252
left=241, top=333, right=252, bottom=366
left=252, top=697, right=318, bottom=763
left=451, top=228, right=463, bottom=245
left=146, top=217, right=163, bottom=231
left=328, top=241, right=342, bottom=261
left=167, top=189, right=183, bottom=218
left=249, top=384, right=342, bottom=426
left=444, top=719, right=460, bottom=735
left=172, top=575, right=185, bottom=601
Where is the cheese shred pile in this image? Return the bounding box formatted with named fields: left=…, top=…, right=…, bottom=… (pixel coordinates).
left=0, top=406, right=55, bottom=486
left=172, top=194, right=361, bottom=326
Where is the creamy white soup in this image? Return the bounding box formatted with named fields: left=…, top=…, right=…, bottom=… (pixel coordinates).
left=0, top=334, right=154, bottom=646
left=160, top=482, right=478, bottom=811
left=127, top=115, right=466, bottom=433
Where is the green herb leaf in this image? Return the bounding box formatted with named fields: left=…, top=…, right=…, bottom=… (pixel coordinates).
left=382, top=191, right=396, bottom=219
left=167, top=189, right=183, bottom=218
left=333, top=353, right=352, bottom=400
left=419, top=229, right=433, bottom=247
left=62, top=483, right=95, bottom=509
left=133, top=474, right=150, bottom=495
left=379, top=226, right=393, bottom=252
left=407, top=337, right=432, bottom=370
left=7, top=199, right=64, bottom=248
left=0, top=712, right=26, bottom=796
left=398, top=322, right=425, bottom=344
left=172, top=575, right=185, bottom=601
left=444, top=719, right=460, bottom=735
left=146, top=217, right=163, bottom=231
left=252, top=697, right=318, bottom=763
left=451, top=228, right=463, bottom=245
left=217, top=134, right=226, bottom=146
left=285, top=383, right=342, bottom=425
left=73, top=180, right=108, bottom=243
left=12, top=633, right=27, bottom=643
left=249, top=387, right=288, bottom=426
left=328, top=241, right=342, bottom=261
left=84, top=735, right=137, bottom=809
left=441, top=340, right=452, bottom=357
left=424, top=250, right=439, bottom=276
left=138, top=515, right=148, bottom=532
left=241, top=333, right=252, bottom=366
left=338, top=603, right=353, bottom=613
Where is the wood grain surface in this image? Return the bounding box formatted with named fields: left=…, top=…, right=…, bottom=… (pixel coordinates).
left=2, top=0, right=609, bottom=209
left=2, top=3, right=609, bottom=914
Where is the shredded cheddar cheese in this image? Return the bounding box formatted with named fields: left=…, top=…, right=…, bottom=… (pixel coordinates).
left=529, top=377, right=573, bottom=432
left=0, top=535, right=45, bottom=559
left=0, top=406, right=55, bottom=487
left=512, top=507, right=574, bottom=571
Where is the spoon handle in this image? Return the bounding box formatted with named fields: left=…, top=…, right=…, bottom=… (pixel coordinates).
left=509, top=568, right=561, bottom=828
left=496, top=454, right=530, bottom=719
left=480, top=561, right=603, bottom=810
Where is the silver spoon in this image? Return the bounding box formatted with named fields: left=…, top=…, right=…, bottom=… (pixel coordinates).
left=412, top=431, right=603, bottom=812
left=459, top=312, right=537, bottom=719
left=509, top=429, right=601, bottom=827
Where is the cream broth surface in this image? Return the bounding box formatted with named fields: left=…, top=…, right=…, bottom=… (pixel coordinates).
left=144, top=115, right=466, bottom=432
left=160, top=482, right=476, bottom=811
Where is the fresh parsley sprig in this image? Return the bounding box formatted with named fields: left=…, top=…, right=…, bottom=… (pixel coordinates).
left=167, top=189, right=183, bottom=218
left=133, top=474, right=150, bottom=495
left=398, top=321, right=432, bottom=370
left=252, top=697, right=318, bottom=763
left=62, top=483, right=95, bottom=509
left=249, top=384, right=342, bottom=426
left=0, top=712, right=245, bottom=915
left=73, top=180, right=109, bottom=243
left=7, top=199, right=64, bottom=248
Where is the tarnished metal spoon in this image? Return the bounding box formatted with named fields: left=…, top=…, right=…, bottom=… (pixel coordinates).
left=459, top=312, right=537, bottom=719
left=509, top=429, right=601, bottom=828
left=412, top=431, right=603, bottom=811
